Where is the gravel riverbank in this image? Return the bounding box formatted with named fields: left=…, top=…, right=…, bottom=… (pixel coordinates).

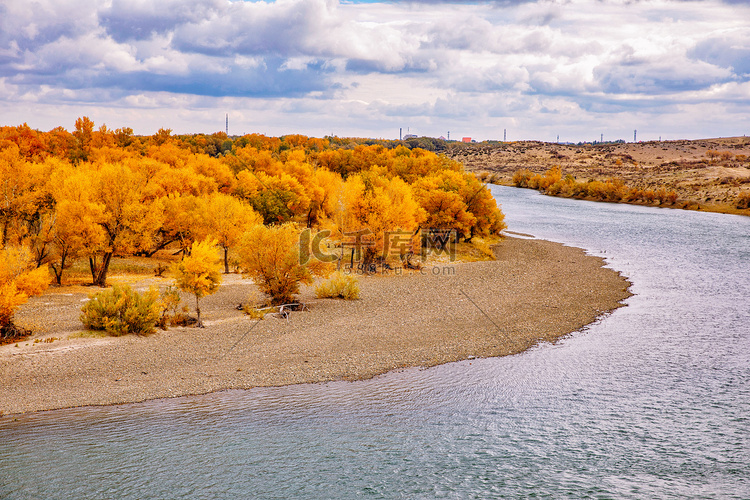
left=0, top=236, right=631, bottom=415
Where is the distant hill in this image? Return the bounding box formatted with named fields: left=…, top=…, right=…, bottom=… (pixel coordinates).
left=444, top=137, right=750, bottom=216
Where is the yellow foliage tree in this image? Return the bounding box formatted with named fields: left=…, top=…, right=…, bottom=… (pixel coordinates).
left=309, top=168, right=343, bottom=227
left=47, top=165, right=107, bottom=284
left=203, top=193, right=261, bottom=273
left=458, top=173, right=506, bottom=240
left=0, top=144, right=54, bottom=246
left=86, top=162, right=163, bottom=286
left=171, top=238, right=222, bottom=327
left=0, top=245, right=50, bottom=338
left=412, top=170, right=477, bottom=239
left=238, top=224, right=329, bottom=305
left=153, top=195, right=207, bottom=256
left=72, top=116, right=94, bottom=162
left=335, top=173, right=424, bottom=269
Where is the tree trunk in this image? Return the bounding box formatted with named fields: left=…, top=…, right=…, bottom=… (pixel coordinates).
left=92, top=252, right=113, bottom=287
left=223, top=246, right=230, bottom=274
left=1, top=218, right=8, bottom=247
left=52, top=251, right=67, bottom=286
left=195, top=295, right=203, bottom=328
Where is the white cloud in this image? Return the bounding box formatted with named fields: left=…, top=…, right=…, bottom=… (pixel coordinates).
left=0, top=0, right=748, bottom=141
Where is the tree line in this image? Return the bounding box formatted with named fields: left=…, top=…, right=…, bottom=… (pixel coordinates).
left=0, top=119, right=506, bottom=336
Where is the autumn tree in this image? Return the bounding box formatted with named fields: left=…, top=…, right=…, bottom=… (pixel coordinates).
left=459, top=173, right=506, bottom=240
left=412, top=170, right=476, bottom=240
left=172, top=238, right=222, bottom=327
left=235, top=170, right=310, bottom=225
left=203, top=193, right=261, bottom=273
left=0, top=245, right=50, bottom=339
left=306, top=168, right=343, bottom=228
left=412, top=169, right=505, bottom=242
left=46, top=166, right=107, bottom=284
left=335, top=173, right=424, bottom=269
left=0, top=144, right=54, bottom=246
left=238, top=224, right=328, bottom=305
left=72, top=116, right=95, bottom=162
left=83, top=162, right=162, bottom=286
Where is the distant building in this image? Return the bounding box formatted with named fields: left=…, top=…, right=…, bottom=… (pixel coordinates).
left=438, top=136, right=446, bottom=140
left=462, top=137, right=471, bottom=143
left=403, top=134, right=418, bottom=140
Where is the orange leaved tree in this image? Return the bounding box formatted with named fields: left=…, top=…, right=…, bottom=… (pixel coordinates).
left=171, top=238, right=222, bottom=327
left=203, top=193, right=261, bottom=273
left=238, top=223, right=329, bottom=305
left=0, top=246, right=50, bottom=339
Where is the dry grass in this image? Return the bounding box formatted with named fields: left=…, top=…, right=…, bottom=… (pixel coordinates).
left=315, top=272, right=361, bottom=300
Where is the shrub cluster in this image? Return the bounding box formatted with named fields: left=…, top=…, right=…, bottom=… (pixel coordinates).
left=80, top=285, right=160, bottom=336
left=156, top=286, right=193, bottom=328
left=513, top=167, right=678, bottom=205
left=737, top=191, right=750, bottom=210
left=315, top=272, right=361, bottom=300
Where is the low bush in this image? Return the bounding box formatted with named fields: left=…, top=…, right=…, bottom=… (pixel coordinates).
left=512, top=169, right=534, bottom=187
left=470, top=237, right=497, bottom=260
left=80, top=285, right=160, bottom=336
left=737, top=191, right=750, bottom=209
left=315, top=272, right=361, bottom=300
left=242, top=305, right=268, bottom=320
left=156, top=286, right=192, bottom=329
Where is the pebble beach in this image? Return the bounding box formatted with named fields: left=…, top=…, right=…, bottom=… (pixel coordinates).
left=0, top=237, right=631, bottom=415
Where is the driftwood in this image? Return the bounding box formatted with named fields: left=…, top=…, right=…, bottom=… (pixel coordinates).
left=238, top=302, right=309, bottom=321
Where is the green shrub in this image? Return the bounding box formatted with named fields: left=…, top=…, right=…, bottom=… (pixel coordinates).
left=315, top=272, right=361, bottom=300
left=80, top=285, right=160, bottom=336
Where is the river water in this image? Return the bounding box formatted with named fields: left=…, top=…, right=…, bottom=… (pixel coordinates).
left=1, top=186, right=749, bottom=499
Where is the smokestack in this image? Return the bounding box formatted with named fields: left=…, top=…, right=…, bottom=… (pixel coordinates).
left=400, top=128, right=402, bottom=141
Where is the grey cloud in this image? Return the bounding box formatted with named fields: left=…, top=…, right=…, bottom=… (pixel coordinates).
left=170, top=0, right=339, bottom=57
left=594, top=59, right=733, bottom=94
left=0, top=2, right=94, bottom=55
left=99, top=0, right=226, bottom=42
left=690, top=33, right=750, bottom=77
left=591, top=42, right=735, bottom=94
left=10, top=56, right=333, bottom=98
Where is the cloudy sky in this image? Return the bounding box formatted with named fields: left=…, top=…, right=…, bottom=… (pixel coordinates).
left=1, top=0, right=748, bottom=142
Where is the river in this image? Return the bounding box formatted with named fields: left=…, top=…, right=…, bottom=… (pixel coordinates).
left=1, top=186, right=748, bottom=499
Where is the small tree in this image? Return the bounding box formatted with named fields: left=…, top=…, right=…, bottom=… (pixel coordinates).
left=1, top=246, right=50, bottom=339
left=203, top=193, right=261, bottom=273
left=238, top=224, right=328, bottom=305
left=172, top=238, right=222, bottom=327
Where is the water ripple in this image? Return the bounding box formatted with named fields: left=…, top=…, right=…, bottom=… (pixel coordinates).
left=2, top=187, right=749, bottom=499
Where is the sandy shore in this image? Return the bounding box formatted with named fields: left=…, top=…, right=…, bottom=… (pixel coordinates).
left=0, top=236, right=631, bottom=415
